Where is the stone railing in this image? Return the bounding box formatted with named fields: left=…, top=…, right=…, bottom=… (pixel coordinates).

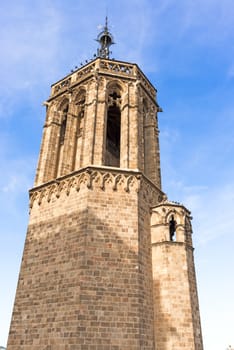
left=53, top=76, right=72, bottom=95
left=50, top=58, right=156, bottom=99
left=99, top=60, right=134, bottom=76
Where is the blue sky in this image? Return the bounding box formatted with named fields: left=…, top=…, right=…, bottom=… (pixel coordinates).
left=0, top=0, right=234, bottom=348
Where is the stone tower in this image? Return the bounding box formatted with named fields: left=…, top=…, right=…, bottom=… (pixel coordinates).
left=7, top=19, right=203, bottom=350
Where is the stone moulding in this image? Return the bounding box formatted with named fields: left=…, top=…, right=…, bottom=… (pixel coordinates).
left=29, top=166, right=164, bottom=209
left=99, top=60, right=134, bottom=75
left=50, top=58, right=156, bottom=101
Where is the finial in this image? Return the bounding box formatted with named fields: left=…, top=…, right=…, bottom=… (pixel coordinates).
left=96, top=17, right=114, bottom=59
left=104, top=15, right=108, bottom=30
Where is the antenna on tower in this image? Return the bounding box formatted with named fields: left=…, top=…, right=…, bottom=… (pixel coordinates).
left=96, top=16, right=115, bottom=59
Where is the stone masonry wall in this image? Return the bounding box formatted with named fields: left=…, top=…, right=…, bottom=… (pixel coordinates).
left=152, top=242, right=197, bottom=350
left=7, top=169, right=160, bottom=350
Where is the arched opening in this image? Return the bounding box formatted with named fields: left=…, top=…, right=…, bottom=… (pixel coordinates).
left=56, top=102, right=69, bottom=177
left=143, top=98, right=150, bottom=176
left=73, top=90, right=86, bottom=170
left=105, top=87, right=121, bottom=167
left=105, top=105, right=121, bottom=166
left=59, top=105, right=68, bottom=145
left=169, top=215, right=176, bottom=241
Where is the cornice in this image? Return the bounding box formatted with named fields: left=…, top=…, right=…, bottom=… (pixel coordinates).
left=152, top=200, right=191, bottom=216
left=29, top=166, right=164, bottom=209
left=48, top=58, right=157, bottom=102
left=151, top=241, right=194, bottom=251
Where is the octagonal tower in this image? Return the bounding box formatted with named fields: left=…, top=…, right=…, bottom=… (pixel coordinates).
left=7, top=19, right=203, bottom=350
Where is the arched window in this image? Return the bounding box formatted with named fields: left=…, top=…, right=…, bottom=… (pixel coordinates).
left=143, top=98, right=150, bottom=176
left=77, top=95, right=85, bottom=115
left=105, top=87, right=121, bottom=167
left=56, top=101, right=69, bottom=177
left=76, top=90, right=86, bottom=135
left=169, top=215, right=176, bottom=241
left=73, top=90, right=86, bottom=170
left=59, top=105, right=68, bottom=145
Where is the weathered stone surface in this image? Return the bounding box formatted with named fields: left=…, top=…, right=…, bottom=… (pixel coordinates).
left=8, top=169, right=159, bottom=350
left=34, top=58, right=161, bottom=189
left=7, top=57, right=203, bottom=350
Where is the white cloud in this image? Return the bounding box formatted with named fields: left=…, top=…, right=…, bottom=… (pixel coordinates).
left=0, top=1, right=64, bottom=108
left=2, top=176, right=20, bottom=193
left=155, top=0, right=234, bottom=40
left=0, top=132, right=35, bottom=199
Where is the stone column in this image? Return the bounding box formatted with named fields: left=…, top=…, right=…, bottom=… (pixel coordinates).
left=82, top=77, right=98, bottom=167
left=120, top=82, right=129, bottom=168
left=128, top=82, right=139, bottom=169
left=93, top=77, right=107, bottom=165
left=35, top=104, right=61, bottom=186
left=59, top=96, right=78, bottom=176
left=143, top=104, right=159, bottom=187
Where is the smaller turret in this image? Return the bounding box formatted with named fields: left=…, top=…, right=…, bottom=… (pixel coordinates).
left=151, top=200, right=203, bottom=349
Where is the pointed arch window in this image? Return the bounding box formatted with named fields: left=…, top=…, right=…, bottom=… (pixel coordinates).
left=56, top=101, right=69, bottom=177
left=105, top=87, right=121, bottom=167
left=76, top=90, right=86, bottom=135
left=143, top=98, right=150, bottom=176
left=169, top=215, right=176, bottom=241
left=72, top=90, right=86, bottom=170
left=59, top=105, right=68, bottom=145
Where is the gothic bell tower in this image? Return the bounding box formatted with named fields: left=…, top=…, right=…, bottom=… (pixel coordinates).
left=34, top=17, right=161, bottom=189
left=7, top=19, right=203, bottom=350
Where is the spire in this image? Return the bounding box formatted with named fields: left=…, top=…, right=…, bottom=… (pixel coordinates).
left=96, top=16, right=114, bottom=59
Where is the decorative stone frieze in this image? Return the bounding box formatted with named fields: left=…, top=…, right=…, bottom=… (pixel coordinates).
left=30, top=166, right=164, bottom=209
left=50, top=58, right=157, bottom=102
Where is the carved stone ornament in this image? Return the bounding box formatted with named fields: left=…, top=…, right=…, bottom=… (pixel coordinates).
left=29, top=167, right=164, bottom=209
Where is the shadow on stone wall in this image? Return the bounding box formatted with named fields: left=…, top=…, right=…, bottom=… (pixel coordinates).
left=8, top=203, right=155, bottom=350
left=153, top=279, right=178, bottom=350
